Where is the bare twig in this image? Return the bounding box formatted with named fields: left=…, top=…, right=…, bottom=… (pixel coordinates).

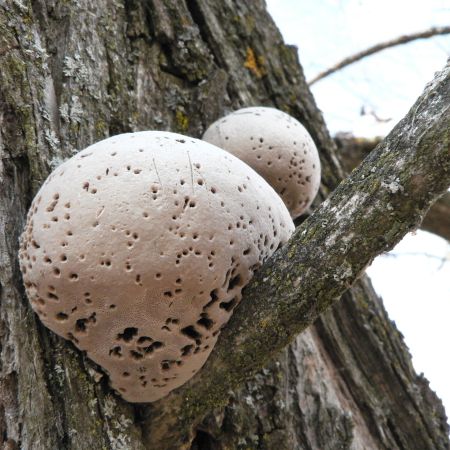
left=309, top=26, right=450, bottom=85
left=382, top=251, right=449, bottom=269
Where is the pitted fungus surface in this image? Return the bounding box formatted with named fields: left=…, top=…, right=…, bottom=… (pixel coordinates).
left=203, top=106, right=321, bottom=218
left=18, top=131, right=294, bottom=403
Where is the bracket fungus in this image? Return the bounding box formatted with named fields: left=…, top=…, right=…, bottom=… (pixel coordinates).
left=203, top=106, right=321, bottom=218
left=19, top=131, right=294, bottom=403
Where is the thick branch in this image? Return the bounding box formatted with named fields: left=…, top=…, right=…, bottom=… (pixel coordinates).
left=336, top=134, right=450, bottom=242
left=335, top=134, right=450, bottom=242
left=142, top=62, right=450, bottom=449
left=309, top=26, right=450, bottom=85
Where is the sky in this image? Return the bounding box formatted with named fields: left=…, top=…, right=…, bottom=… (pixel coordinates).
left=267, top=0, right=450, bottom=136
left=266, top=0, right=450, bottom=421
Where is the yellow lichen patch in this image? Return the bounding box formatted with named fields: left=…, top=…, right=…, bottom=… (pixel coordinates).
left=244, top=47, right=266, bottom=78
left=175, top=109, right=189, bottom=132
left=245, top=15, right=256, bottom=32
left=95, top=119, right=108, bottom=137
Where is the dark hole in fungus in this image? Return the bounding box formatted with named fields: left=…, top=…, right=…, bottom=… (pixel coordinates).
left=203, top=289, right=219, bottom=310
left=181, top=344, right=194, bottom=356
left=161, top=361, right=171, bottom=371
left=143, top=341, right=164, bottom=354
left=228, top=274, right=242, bottom=291
left=130, top=350, right=144, bottom=360
left=117, top=327, right=139, bottom=342
left=151, top=341, right=163, bottom=351
left=197, top=316, right=214, bottom=330
left=109, top=346, right=122, bottom=357
left=75, top=318, right=88, bottom=333
left=219, top=297, right=237, bottom=312
left=180, top=325, right=202, bottom=341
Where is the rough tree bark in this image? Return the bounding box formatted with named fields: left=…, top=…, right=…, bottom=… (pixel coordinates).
left=334, top=134, right=450, bottom=242
left=0, top=2, right=448, bottom=450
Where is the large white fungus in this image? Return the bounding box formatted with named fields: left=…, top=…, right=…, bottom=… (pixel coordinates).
left=19, top=131, right=294, bottom=402
left=203, top=106, right=321, bottom=218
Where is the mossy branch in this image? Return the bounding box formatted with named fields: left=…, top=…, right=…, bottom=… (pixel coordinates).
left=142, top=62, right=450, bottom=449
left=335, top=134, right=450, bottom=242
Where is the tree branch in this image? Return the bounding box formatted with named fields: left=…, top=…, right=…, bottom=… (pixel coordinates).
left=309, top=26, right=450, bottom=85
left=142, top=62, right=450, bottom=449
left=335, top=134, right=450, bottom=242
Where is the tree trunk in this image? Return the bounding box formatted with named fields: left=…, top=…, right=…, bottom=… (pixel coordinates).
left=0, top=1, right=448, bottom=450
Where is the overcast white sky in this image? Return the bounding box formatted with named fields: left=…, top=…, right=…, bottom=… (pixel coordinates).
left=267, top=0, right=450, bottom=421
left=268, top=0, right=450, bottom=136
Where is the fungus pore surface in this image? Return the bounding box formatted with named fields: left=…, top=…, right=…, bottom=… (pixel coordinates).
left=19, top=131, right=294, bottom=402
left=203, top=106, right=321, bottom=218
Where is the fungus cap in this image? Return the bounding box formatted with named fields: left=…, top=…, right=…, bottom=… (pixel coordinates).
left=19, top=131, right=294, bottom=403
left=202, top=106, right=321, bottom=218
